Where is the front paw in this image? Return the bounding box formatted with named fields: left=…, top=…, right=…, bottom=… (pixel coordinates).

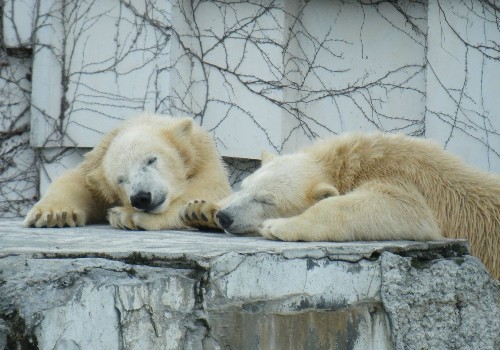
left=259, top=218, right=297, bottom=241
left=108, top=207, right=167, bottom=230
left=24, top=205, right=86, bottom=228
left=180, top=200, right=222, bottom=231
left=108, top=206, right=140, bottom=230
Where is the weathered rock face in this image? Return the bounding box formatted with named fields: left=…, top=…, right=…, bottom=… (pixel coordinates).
left=0, top=220, right=498, bottom=350
left=381, top=253, right=499, bottom=350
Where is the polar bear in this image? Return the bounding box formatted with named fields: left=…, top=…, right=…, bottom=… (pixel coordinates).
left=181, top=133, right=500, bottom=278
left=24, top=113, right=231, bottom=230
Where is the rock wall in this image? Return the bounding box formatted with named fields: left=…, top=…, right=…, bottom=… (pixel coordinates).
left=0, top=221, right=498, bottom=349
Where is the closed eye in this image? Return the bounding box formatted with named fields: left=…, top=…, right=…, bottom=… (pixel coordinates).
left=147, top=156, right=157, bottom=165
left=254, top=195, right=275, bottom=206
left=117, top=176, right=126, bottom=185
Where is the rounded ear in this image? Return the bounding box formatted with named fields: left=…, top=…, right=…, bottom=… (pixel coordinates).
left=261, top=150, right=277, bottom=164
left=173, top=118, right=193, bottom=138
left=312, top=183, right=339, bottom=201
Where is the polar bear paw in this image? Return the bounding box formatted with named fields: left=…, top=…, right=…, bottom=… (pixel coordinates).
left=180, top=200, right=222, bottom=231
left=108, top=206, right=135, bottom=230
left=259, top=218, right=299, bottom=241
left=24, top=206, right=86, bottom=228
left=108, top=207, right=157, bottom=230
left=108, top=206, right=170, bottom=230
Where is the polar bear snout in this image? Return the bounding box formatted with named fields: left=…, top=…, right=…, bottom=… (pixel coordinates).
left=215, top=210, right=233, bottom=230
left=130, top=191, right=166, bottom=212
left=130, top=191, right=152, bottom=210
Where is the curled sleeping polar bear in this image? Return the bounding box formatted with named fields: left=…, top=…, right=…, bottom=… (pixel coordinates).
left=181, top=133, right=500, bottom=279
left=24, top=113, right=231, bottom=230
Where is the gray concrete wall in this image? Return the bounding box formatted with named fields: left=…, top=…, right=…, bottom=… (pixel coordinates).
left=0, top=220, right=498, bottom=349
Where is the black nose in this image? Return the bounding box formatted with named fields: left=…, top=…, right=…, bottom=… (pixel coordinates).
left=216, top=210, right=233, bottom=229
left=130, top=191, right=152, bottom=210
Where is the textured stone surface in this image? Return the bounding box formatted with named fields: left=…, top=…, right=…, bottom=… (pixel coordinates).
left=381, top=252, right=500, bottom=350
left=0, top=220, right=498, bottom=349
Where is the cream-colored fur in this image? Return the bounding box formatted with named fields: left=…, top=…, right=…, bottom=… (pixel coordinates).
left=183, top=133, right=500, bottom=278
left=24, top=113, right=231, bottom=230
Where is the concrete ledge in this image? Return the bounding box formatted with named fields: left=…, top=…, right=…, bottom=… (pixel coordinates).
left=0, top=220, right=498, bottom=349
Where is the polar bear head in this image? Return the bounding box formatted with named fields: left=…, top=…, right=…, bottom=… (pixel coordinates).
left=85, top=115, right=196, bottom=214
left=216, top=151, right=339, bottom=234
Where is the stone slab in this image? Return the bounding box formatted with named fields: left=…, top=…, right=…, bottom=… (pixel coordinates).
left=0, top=220, right=498, bottom=350
left=0, top=220, right=469, bottom=266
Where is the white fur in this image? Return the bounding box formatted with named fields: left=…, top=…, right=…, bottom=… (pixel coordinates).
left=24, top=113, right=231, bottom=230
left=103, top=129, right=176, bottom=213
left=218, top=153, right=332, bottom=234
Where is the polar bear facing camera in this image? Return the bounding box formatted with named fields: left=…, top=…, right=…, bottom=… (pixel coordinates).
left=24, top=113, right=231, bottom=230
left=182, top=133, right=500, bottom=278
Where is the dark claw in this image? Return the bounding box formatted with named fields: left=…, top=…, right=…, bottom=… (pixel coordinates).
left=191, top=213, right=198, bottom=221
left=201, top=213, right=208, bottom=222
